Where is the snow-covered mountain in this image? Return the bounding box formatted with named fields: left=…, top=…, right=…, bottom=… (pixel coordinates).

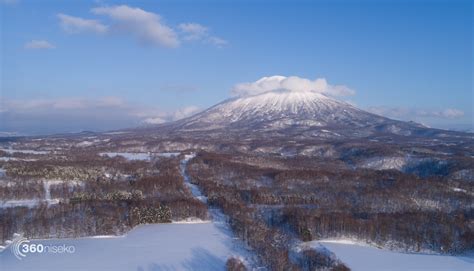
left=166, top=89, right=428, bottom=138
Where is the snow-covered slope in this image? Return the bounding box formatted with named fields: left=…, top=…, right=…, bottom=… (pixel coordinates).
left=174, top=90, right=387, bottom=130
left=164, top=90, right=430, bottom=139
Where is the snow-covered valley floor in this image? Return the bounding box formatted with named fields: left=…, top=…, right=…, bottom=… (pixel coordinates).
left=0, top=222, right=252, bottom=271
left=317, top=240, right=474, bottom=271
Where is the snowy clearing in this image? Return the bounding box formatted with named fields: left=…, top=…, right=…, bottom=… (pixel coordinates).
left=0, top=223, right=253, bottom=271
left=315, top=240, right=473, bottom=271
left=101, top=152, right=180, bottom=161
left=0, top=199, right=59, bottom=208
left=0, top=148, right=49, bottom=155
left=172, top=217, right=210, bottom=224
left=0, top=157, right=37, bottom=161
left=101, top=152, right=151, bottom=161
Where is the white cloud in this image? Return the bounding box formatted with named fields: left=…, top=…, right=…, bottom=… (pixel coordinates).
left=172, top=105, right=201, bottom=120
left=57, top=5, right=226, bottom=49
left=132, top=105, right=200, bottom=123
left=367, top=106, right=465, bottom=119
left=141, top=117, right=167, bottom=125
left=95, top=96, right=126, bottom=107
left=179, top=22, right=228, bottom=47
left=231, top=75, right=355, bottom=97
left=367, top=106, right=409, bottom=118
left=5, top=97, right=126, bottom=111
left=24, top=40, right=55, bottom=49
left=57, top=13, right=108, bottom=34
left=430, top=108, right=464, bottom=118
left=178, top=23, right=208, bottom=40
left=207, top=36, right=228, bottom=47
left=91, top=5, right=179, bottom=48
left=1, top=96, right=200, bottom=134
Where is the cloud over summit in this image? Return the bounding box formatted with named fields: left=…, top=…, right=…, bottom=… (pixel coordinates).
left=231, top=75, right=355, bottom=97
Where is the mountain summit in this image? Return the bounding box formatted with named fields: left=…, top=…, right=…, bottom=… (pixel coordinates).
left=166, top=89, right=431, bottom=138
left=175, top=90, right=384, bottom=130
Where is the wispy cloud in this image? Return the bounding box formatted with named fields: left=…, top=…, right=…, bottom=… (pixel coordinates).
left=178, top=23, right=228, bottom=47
left=24, top=40, right=55, bottom=49
left=57, top=5, right=226, bottom=49
left=367, top=106, right=465, bottom=120
left=5, top=96, right=125, bottom=111
left=418, top=108, right=464, bottom=118
left=57, top=13, right=108, bottom=34
left=1, top=96, right=200, bottom=134
left=141, top=117, right=167, bottom=125
left=178, top=23, right=208, bottom=41
left=232, top=75, right=355, bottom=97
left=135, top=106, right=202, bottom=125
left=207, top=36, right=228, bottom=47
left=171, top=105, right=201, bottom=120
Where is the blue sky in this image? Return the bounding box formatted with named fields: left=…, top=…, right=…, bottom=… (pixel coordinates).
left=0, top=0, right=472, bottom=135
